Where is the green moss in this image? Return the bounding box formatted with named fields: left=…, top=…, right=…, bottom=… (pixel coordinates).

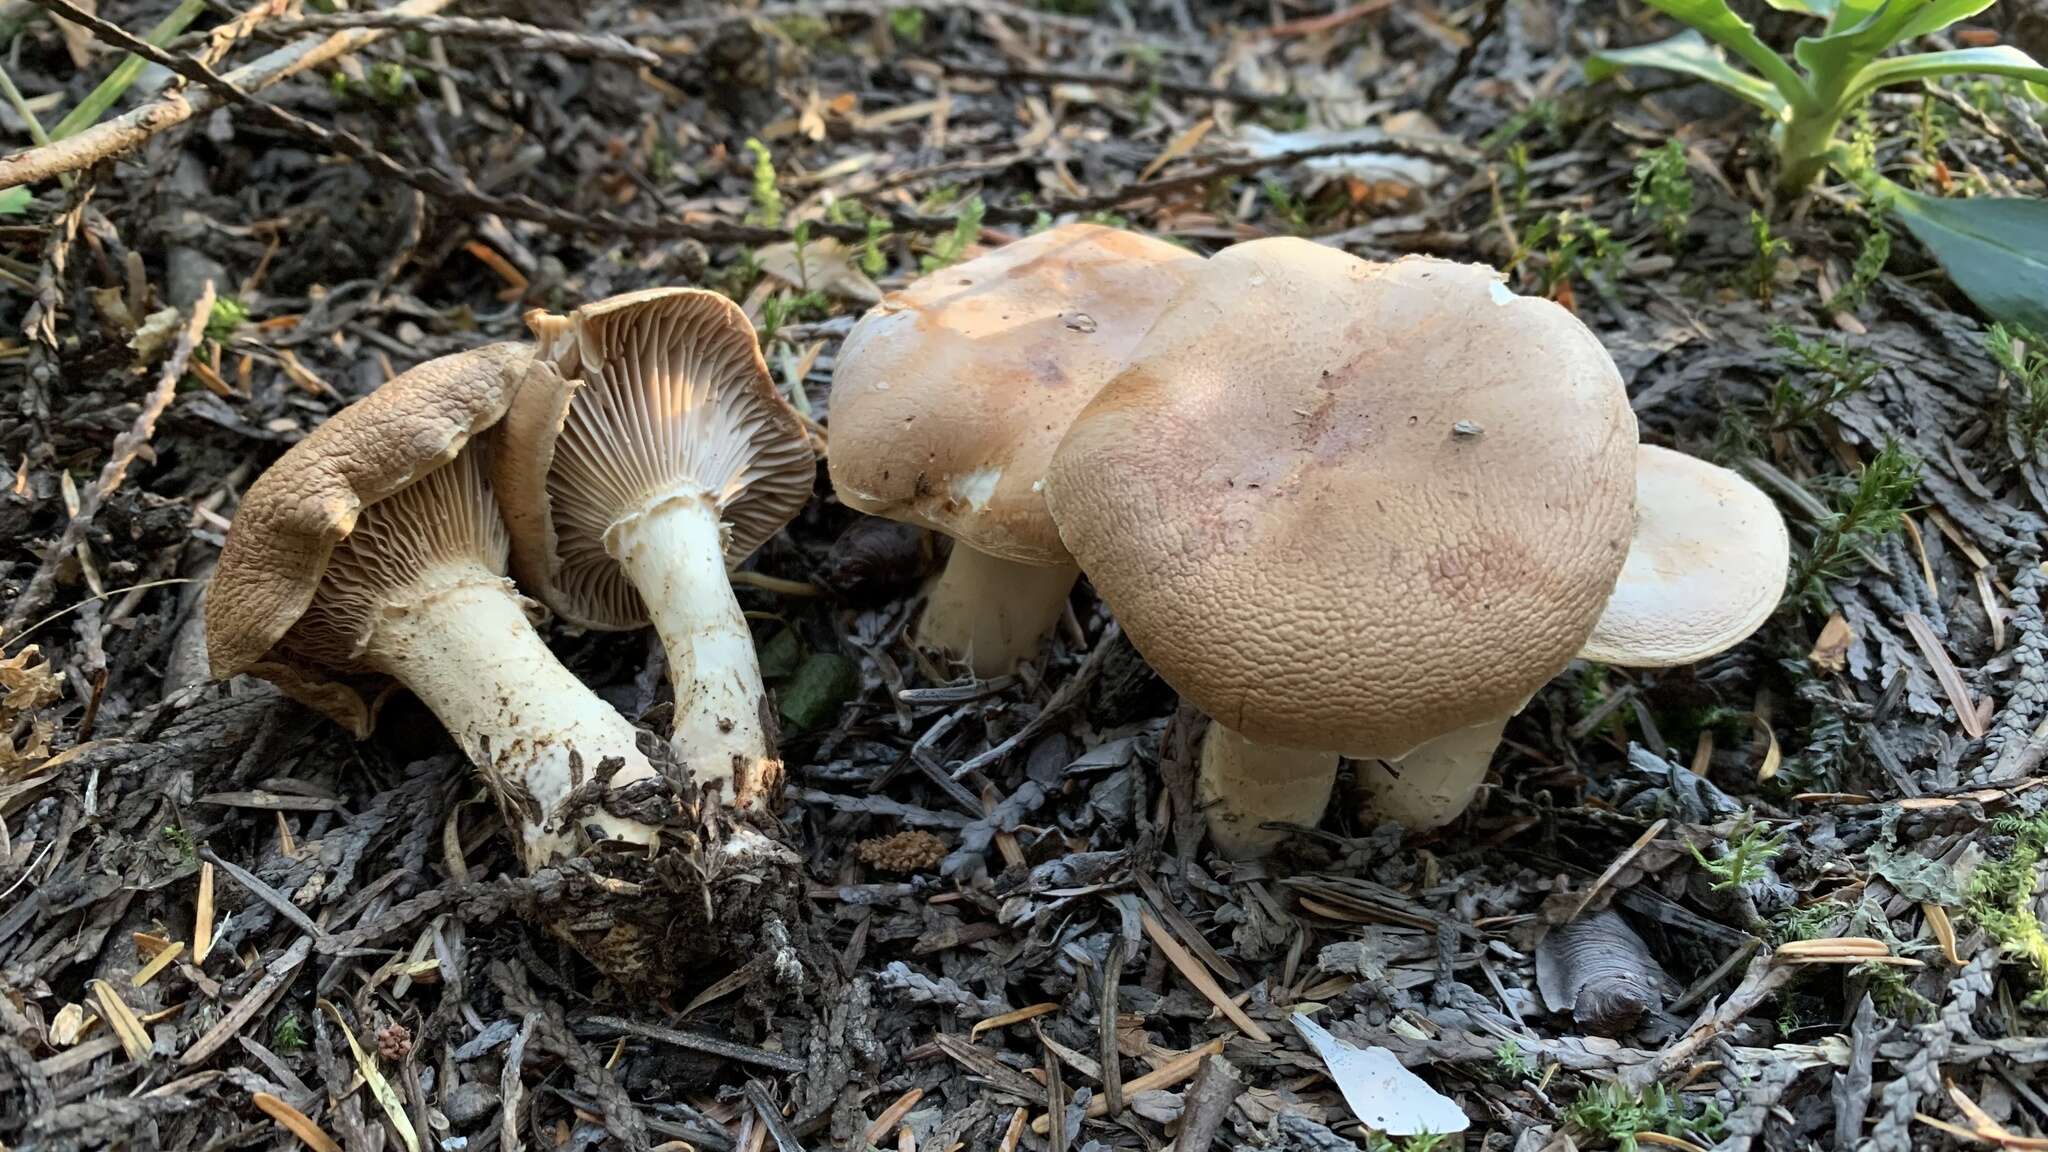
left=1967, top=813, right=2048, bottom=1004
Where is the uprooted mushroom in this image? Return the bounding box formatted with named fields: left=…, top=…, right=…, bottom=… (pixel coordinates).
left=828, top=222, right=1202, bottom=677
left=495, top=288, right=816, bottom=810
left=208, top=344, right=799, bottom=983
left=1047, top=238, right=1789, bottom=857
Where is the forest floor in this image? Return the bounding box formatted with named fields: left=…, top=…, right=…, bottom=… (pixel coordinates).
left=3, top=1, right=2048, bottom=1150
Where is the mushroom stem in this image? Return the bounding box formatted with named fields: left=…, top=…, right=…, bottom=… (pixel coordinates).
left=607, top=489, right=779, bottom=808
left=1197, top=724, right=1340, bottom=859
left=364, top=565, right=662, bottom=871
left=915, top=543, right=1080, bottom=678
left=1355, top=715, right=1511, bottom=831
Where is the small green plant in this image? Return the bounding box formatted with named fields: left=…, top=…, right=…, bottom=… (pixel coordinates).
left=206, top=296, right=250, bottom=344
left=861, top=215, right=890, bottom=277
left=1690, top=816, right=1787, bottom=891
left=1505, top=141, right=1534, bottom=215
left=1588, top=0, right=2048, bottom=196
left=758, top=290, right=830, bottom=342
left=1991, top=322, right=2048, bottom=451
left=1772, top=898, right=1843, bottom=942
left=887, top=7, right=925, bottom=39
left=160, top=824, right=196, bottom=862
left=1795, top=441, right=1921, bottom=600
left=1967, top=812, right=2048, bottom=1005
left=272, top=1010, right=307, bottom=1054
left=1262, top=179, right=1309, bottom=233
left=1768, top=326, right=1879, bottom=429
left=1480, top=98, right=1563, bottom=152
left=1854, top=956, right=1936, bottom=1020
left=743, top=138, right=783, bottom=228
left=1365, top=1133, right=1449, bottom=1152
left=1494, top=1039, right=1535, bottom=1080
left=1629, top=140, right=1694, bottom=249
left=1747, top=210, right=1791, bottom=305
left=1513, top=210, right=1624, bottom=301
left=1564, top=1082, right=1709, bottom=1152
left=1826, top=222, right=1891, bottom=312
left=920, top=196, right=985, bottom=272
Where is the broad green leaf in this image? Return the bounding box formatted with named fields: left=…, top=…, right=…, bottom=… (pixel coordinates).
left=0, top=187, right=28, bottom=215
left=1761, top=0, right=1835, bottom=15
left=1589, top=31, right=1791, bottom=116
left=1798, top=0, right=2000, bottom=84
left=1845, top=45, right=2048, bottom=104
left=1884, top=187, right=2048, bottom=331
left=1640, top=0, right=1815, bottom=102
left=1896, top=0, right=1998, bottom=41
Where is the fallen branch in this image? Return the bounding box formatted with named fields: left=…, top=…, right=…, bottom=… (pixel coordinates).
left=0, top=0, right=455, bottom=190
left=247, top=11, right=657, bottom=65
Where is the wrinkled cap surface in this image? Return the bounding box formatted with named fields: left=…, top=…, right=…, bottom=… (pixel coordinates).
left=1046, top=240, right=1637, bottom=758
left=1580, top=445, right=1789, bottom=667
left=206, top=343, right=533, bottom=732
left=827, top=223, right=1202, bottom=566
left=495, top=288, right=815, bottom=630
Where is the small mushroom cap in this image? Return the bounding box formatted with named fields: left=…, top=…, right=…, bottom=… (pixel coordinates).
left=1579, top=445, right=1789, bottom=668
left=495, top=288, right=814, bottom=630
left=827, top=223, right=1201, bottom=566
left=1046, top=240, right=1637, bottom=758
left=206, top=342, right=533, bottom=731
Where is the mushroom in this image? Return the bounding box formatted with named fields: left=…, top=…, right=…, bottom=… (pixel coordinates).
left=1350, top=445, right=1790, bottom=830
left=206, top=345, right=668, bottom=871
left=828, top=222, right=1202, bottom=677
left=494, top=288, right=815, bottom=811
left=1045, top=239, right=1640, bottom=858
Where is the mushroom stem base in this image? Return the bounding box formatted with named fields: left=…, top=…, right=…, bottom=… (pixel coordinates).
left=609, top=491, right=779, bottom=809
left=915, top=544, right=1079, bottom=678
left=1197, top=725, right=1339, bottom=859
left=1355, top=715, right=1510, bottom=831
left=365, top=565, right=662, bottom=870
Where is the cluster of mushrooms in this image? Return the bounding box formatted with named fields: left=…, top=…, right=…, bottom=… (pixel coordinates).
left=209, top=224, right=1791, bottom=981
left=829, top=225, right=1790, bottom=858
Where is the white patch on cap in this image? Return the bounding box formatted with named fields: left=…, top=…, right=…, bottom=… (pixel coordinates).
left=1488, top=280, right=1518, bottom=306
left=953, top=467, right=1002, bottom=511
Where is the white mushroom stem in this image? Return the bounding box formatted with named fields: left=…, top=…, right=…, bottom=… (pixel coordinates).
left=606, top=488, right=778, bottom=807
left=1197, top=725, right=1340, bottom=860
left=916, top=543, right=1080, bottom=678
left=364, top=565, right=662, bottom=872
left=1355, top=716, right=1512, bottom=831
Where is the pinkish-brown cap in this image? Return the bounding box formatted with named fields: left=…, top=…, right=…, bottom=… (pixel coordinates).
left=1046, top=240, right=1638, bottom=759
left=827, top=223, right=1202, bottom=566
left=206, top=342, right=533, bottom=733
left=494, top=288, right=815, bottom=630
left=1580, top=445, right=1789, bottom=667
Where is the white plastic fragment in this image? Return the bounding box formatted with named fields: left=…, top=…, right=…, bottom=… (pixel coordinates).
left=1290, top=1013, right=1470, bottom=1137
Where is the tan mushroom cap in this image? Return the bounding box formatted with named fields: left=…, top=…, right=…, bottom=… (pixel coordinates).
left=1046, top=240, right=1638, bottom=758
left=494, top=288, right=815, bottom=630
left=827, top=222, right=1202, bottom=565
left=1579, top=445, right=1789, bottom=667
left=206, top=342, right=534, bottom=732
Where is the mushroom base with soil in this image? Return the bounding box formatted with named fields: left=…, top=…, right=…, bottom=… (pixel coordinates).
left=365, top=570, right=666, bottom=870
left=915, top=543, right=1080, bottom=678
left=1353, top=716, right=1512, bottom=832
left=606, top=487, right=781, bottom=808
left=1196, top=725, right=1339, bottom=860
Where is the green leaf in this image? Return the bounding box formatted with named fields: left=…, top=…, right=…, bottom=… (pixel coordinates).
left=1884, top=187, right=2048, bottom=331
left=1638, top=0, right=1814, bottom=102
left=0, top=187, right=28, bottom=215
left=1895, top=0, right=1998, bottom=42
left=779, top=652, right=858, bottom=735
left=50, top=0, right=207, bottom=140
left=1844, top=45, right=2048, bottom=105
left=1588, top=31, right=1790, bottom=116
left=1761, top=0, right=1834, bottom=15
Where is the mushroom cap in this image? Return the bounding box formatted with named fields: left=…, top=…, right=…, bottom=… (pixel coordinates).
left=206, top=342, right=533, bottom=731
left=1046, top=240, right=1638, bottom=759
left=827, top=223, right=1202, bottom=566
left=495, top=288, right=815, bottom=631
left=1579, top=445, right=1789, bottom=667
